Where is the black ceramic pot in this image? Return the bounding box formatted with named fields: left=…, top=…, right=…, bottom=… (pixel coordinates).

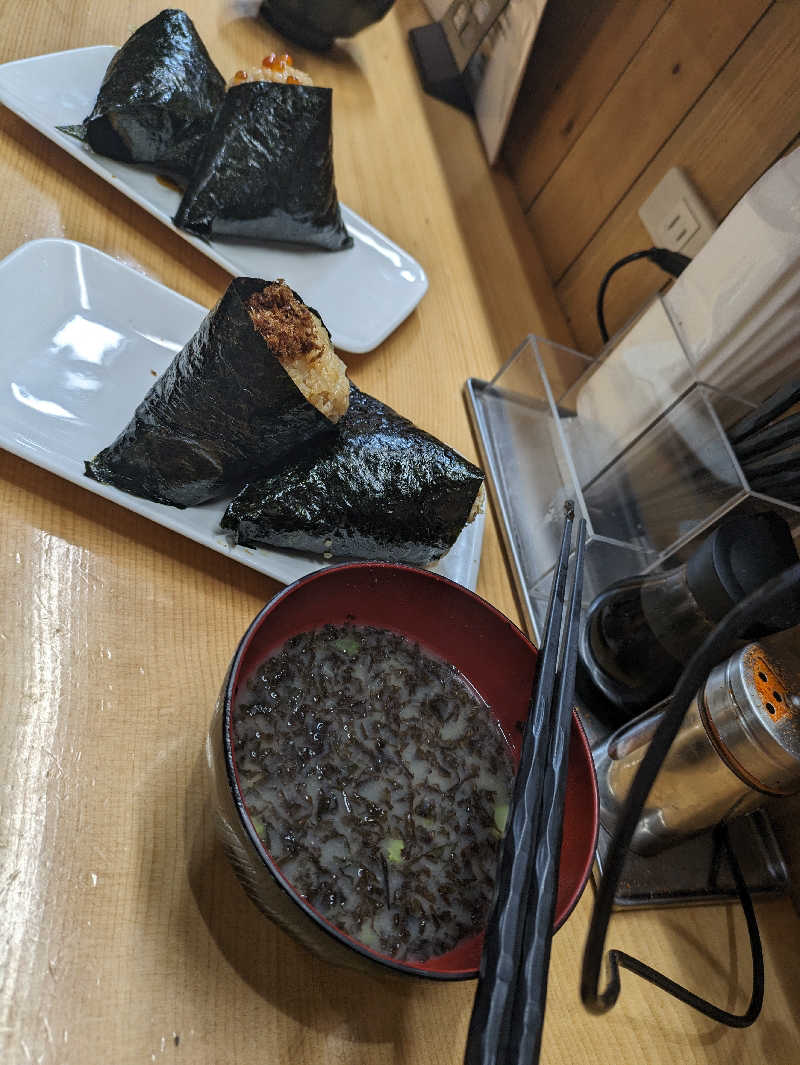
left=260, top=0, right=395, bottom=50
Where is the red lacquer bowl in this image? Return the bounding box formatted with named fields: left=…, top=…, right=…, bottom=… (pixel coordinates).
left=209, top=562, right=598, bottom=979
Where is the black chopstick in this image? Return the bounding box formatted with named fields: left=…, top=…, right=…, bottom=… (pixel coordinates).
left=506, top=519, right=586, bottom=1065
left=739, top=438, right=800, bottom=481
left=748, top=468, right=800, bottom=497
left=464, top=504, right=576, bottom=1065
left=726, top=378, right=800, bottom=445
left=733, top=410, right=800, bottom=463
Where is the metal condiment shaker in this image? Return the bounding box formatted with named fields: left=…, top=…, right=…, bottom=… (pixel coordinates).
left=593, top=642, right=800, bottom=855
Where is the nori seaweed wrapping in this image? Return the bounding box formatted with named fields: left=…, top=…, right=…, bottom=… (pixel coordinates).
left=85, top=278, right=340, bottom=508
left=83, top=9, right=225, bottom=184
left=173, top=81, right=353, bottom=250
left=220, top=385, right=484, bottom=563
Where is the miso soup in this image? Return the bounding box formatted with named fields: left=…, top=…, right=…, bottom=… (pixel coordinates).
left=232, top=623, right=514, bottom=962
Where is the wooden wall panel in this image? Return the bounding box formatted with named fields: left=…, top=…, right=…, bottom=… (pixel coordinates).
left=526, top=0, right=770, bottom=281
left=502, top=0, right=800, bottom=353
left=503, top=0, right=669, bottom=208
left=556, top=1, right=800, bottom=352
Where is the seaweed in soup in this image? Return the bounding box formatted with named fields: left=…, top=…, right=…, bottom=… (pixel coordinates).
left=220, top=385, right=484, bottom=563
left=173, top=80, right=352, bottom=250
left=85, top=278, right=348, bottom=507
left=233, top=624, right=514, bottom=962
left=81, top=10, right=226, bottom=184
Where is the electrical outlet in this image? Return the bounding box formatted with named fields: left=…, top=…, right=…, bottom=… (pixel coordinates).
left=638, top=167, right=716, bottom=256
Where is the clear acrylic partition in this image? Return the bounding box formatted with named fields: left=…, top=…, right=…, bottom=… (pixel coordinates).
left=466, top=297, right=800, bottom=641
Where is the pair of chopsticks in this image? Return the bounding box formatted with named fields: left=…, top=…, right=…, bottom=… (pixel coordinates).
left=464, top=503, right=587, bottom=1065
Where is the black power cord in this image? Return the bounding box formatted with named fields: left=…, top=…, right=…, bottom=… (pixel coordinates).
left=581, top=560, right=800, bottom=1027
left=596, top=247, right=691, bottom=343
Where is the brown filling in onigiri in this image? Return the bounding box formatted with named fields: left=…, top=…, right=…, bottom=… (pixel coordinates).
left=246, top=281, right=349, bottom=423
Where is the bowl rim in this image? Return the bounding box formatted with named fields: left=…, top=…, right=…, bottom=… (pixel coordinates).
left=221, top=560, right=599, bottom=980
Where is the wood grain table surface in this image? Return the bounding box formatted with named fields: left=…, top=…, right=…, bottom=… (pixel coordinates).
left=1, top=1, right=798, bottom=1062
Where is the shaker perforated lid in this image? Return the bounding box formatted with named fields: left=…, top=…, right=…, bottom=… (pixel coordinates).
left=701, top=643, right=800, bottom=795
left=686, top=511, right=799, bottom=626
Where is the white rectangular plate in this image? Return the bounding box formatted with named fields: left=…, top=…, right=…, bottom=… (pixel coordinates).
left=0, top=45, right=428, bottom=354
left=0, top=240, right=483, bottom=590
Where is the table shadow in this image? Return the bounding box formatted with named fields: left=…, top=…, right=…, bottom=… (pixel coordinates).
left=183, top=752, right=445, bottom=1045
left=0, top=449, right=282, bottom=607
left=220, top=5, right=370, bottom=80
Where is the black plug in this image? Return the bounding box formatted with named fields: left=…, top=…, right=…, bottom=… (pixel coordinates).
left=597, top=246, right=692, bottom=343
left=647, top=247, right=691, bottom=277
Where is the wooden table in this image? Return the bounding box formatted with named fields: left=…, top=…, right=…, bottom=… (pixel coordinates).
left=1, top=2, right=798, bottom=1063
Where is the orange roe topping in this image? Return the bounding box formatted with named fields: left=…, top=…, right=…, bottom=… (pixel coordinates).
left=262, top=52, right=295, bottom=71
left=228, top=53, right=309, bottom=88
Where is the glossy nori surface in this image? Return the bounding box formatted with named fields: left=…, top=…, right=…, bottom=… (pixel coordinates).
left=85, top=278, right=338, bottom=508
left=221, top=385, right=484, bottom=563
left=174, top=81, right=353, bottom=250
left=84, top=9, right=225, bottom=183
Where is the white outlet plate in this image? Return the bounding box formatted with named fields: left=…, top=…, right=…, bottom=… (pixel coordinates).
left=638, top=167, right=717, bottom=256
